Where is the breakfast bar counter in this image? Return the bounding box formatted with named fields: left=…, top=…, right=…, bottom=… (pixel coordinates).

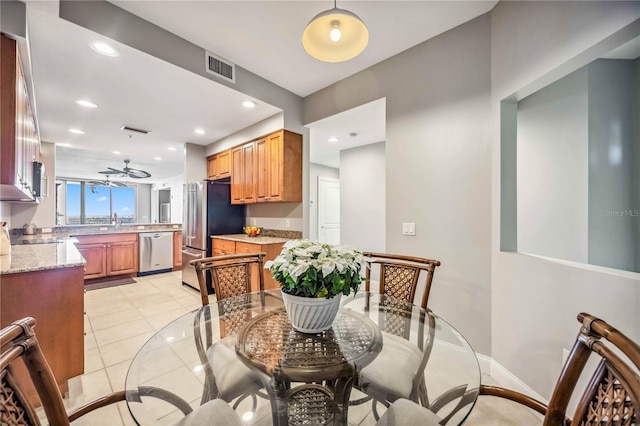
left=1, top=238, right=85, bottom=406
left=0, top=238, right=84, bottom=275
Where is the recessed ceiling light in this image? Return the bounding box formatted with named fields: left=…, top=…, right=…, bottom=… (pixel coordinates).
left=328, top=137, right=339, bottom=143
left=168, top=147, right=177, bottom=151
left=56, top=143, right=72, bottom=147
left=90, top=41, right=120, bottom=57
left=75, top=99, right=98, bottom=108
left=69, top=129, right=85, bottom=135
left=154, top=157, right=162, bottom=161
left=113, top=151, right=121, bottom=155
left=242, top=100, right=257, bottom=108
left=195, top=128, right=205, bottom=135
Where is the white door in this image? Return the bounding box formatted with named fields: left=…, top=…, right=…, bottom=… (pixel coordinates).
left=318, top=177, right=340, bottom=244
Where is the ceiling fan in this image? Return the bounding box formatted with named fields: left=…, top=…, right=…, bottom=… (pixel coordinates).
left=98, top=159, right=151, bottom=179
left=87, top=176, right=129, bottom=193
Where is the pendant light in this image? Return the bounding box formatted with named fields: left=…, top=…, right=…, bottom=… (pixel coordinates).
left=302, top=0, right=369, bottom=63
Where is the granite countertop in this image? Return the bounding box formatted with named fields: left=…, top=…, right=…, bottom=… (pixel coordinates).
left=0, top=239, right=85, bottom=275
left=10, top=224, right=181, bottom=240
left=213, top=234, right=293, bottom=244
left=53, top=224, right=181, bottom=237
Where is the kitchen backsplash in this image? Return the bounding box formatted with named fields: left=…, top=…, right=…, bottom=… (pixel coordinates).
left=259, top=229, right=302, bottom=239
left=9, top=223, right=182, bottom=238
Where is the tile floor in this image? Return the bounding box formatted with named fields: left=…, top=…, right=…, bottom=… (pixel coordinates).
left=59, top=271, right=202, bottom=425
left=39, top=270, right=540, bottom=425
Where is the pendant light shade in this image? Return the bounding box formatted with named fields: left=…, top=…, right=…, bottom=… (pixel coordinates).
left=302, top=5, right=369, bottom=63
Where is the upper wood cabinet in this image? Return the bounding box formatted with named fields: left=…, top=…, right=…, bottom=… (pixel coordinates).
left=231, top=129, right=302, bottom=205
left=1, top=34, right=40, bottom=202
left=256, top=130, right=302, bottom=203
left=231, top=141, right=257, bottom=204
left=207, top=149, right=231, bottom=180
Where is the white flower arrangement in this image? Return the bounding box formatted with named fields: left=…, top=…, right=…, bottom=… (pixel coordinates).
left=265, top=239, right=365, bottom=298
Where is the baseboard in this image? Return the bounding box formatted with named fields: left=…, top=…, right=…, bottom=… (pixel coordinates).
left=476, top=354, right=548, bottom=404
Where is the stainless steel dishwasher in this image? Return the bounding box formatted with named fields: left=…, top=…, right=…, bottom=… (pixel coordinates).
left=139, top=231, right=173, bottom=276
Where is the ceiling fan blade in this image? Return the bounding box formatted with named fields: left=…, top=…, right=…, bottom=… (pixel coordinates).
left=124, top=168, right=151, bottom=179
left=99, top=167, right=126, bottom=175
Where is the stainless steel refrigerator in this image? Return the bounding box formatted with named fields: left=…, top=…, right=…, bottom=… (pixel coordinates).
left=181, top=179, right=245, bottom=291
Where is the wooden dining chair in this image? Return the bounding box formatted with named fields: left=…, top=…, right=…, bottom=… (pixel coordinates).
left=189, top=253, right=268, bottom=407
left=352, top=252, right=441, bottom=417
left=478, top=312, right=640, bottom=426
left=363, top=252, right=441, bottom=309
left=0, top=317, right=204, bottom=425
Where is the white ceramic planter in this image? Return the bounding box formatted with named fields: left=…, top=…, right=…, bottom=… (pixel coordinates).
left=281, top=292, right=342, bottom=333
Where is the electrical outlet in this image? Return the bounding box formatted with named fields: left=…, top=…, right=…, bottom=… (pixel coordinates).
left=285, top=219, right=290, bottom=228
left=402, top=222, right=416, bottom=236
left=99, top=227, right=108, bottom=231
left=41, top=227, right=52, bottom=234
left=137, top=226, right=145, bottom=230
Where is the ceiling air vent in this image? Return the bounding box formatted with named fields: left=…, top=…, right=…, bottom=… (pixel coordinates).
left=205, top=51, right=235, bottom=83
left=120, top=125, right=151, bottom=135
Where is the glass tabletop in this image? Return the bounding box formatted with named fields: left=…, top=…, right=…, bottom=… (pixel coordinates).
left=125, top=290, right=480, bottom=425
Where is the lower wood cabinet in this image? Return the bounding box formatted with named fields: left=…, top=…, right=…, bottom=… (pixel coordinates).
left=74, top=233, right=138, bottom=281
left=212, top=237, right=285, bottom=291
left=1, top=265, right=84, bottom=406
left=173, top=231, right=182, bottom=269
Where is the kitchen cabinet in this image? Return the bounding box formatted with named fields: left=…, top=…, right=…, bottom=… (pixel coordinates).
left=207, top=150, right=231, bottom=180
left=211, top=237, right=285, bottom=291
left=173, top=231, right=182, bottom=269
left=76, top=243, right=107, bottom=279
left=231, top=142, right=257, bottom=204
left=229, top=129, right=301, bottom=205
left=1, top=265, right=84, bottom=406
left=1, top=34, right=40, bottom=202
left=256, top=130, right=302, bottom=203
left=212, top=237, right=236, bottom=256
left=74, top=233, right=138, bottom=281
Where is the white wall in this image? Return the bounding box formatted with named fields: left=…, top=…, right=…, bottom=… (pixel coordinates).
left=309, top=163, right=339, bottom=241
left=11, top=141, right=56, bottom=229
left=340, top=142, right=385, bottom=253
left=492, top=1, right=640, bottom=399
left=588, top=59, right=638, bottom=272
left=152, top=174, right=184, bottom=224
left=517, top=68, right=589, bottom=263
left=136, top=183, right=152, bottom=224
left=304, top=14, right=493, bottom=355
left=635, top=58, right=640, bottom=272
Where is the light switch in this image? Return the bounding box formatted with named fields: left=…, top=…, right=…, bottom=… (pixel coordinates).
left=402, top=222, right=416, bottom=236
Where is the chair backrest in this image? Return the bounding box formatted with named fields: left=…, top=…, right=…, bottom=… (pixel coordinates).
left=0, top=317, right=70, bottom=426
left=363, top=252, right=441, bottom=309
left=190, top=252, right=267, bottom=306
left=545, top=312, right=640, bottom=426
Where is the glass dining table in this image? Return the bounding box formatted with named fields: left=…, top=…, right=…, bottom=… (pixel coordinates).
left=125, top=290, right=480, bottom=425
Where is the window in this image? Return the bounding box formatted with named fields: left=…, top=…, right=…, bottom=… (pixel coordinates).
left=58, top=180, right=137, bottom=225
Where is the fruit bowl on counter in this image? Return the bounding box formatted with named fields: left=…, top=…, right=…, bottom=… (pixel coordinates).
left=243, top=226, right=262, bottom=237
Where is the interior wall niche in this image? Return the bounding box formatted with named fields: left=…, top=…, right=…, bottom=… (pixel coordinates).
left=515, top=56, right=639, bottom=272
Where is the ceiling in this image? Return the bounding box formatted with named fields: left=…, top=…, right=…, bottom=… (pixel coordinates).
left=23, top=1, right=498, bottom=183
